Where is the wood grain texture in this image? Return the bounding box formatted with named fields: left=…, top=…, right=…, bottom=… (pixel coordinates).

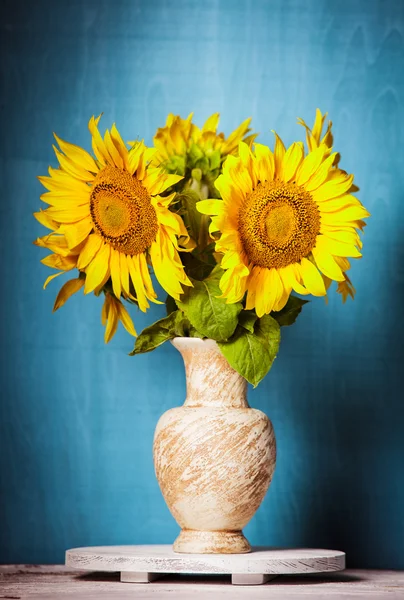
left=1, top=565, right=404, bottom=598
left=153, top=339, right=276, bottom=553
left=65, top=544, right=346, bottom=575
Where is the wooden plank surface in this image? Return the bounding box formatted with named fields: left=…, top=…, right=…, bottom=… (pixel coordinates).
left=1, top=565, right=404, bottom=598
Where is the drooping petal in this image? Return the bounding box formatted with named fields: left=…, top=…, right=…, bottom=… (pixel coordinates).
left=53, top=277, right=85, bottom=311
left=127, top=254, right=149, bottom=312
left=104, top=295, right=119, bottom=342
left=117, top=302, right=137, bottom=337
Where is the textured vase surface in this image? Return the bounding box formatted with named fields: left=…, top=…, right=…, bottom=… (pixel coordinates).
left=153, top=337, right=276, bottom=554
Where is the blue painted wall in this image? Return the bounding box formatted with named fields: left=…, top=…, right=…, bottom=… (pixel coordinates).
left=1, top=0, right=403, bottom=568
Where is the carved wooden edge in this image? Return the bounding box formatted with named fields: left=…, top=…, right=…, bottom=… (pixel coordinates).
left=65, top=547, right=346, bottom=576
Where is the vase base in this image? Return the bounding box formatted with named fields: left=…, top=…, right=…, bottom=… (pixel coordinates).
left=173, top=529, right=251, bottom=554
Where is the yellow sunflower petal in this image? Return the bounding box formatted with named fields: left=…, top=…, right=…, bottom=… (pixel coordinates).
left=45, top=205, right=90, bottom=223
left=282, top=142, right=304, bottom=182
left=282, top=263, right=310, bottom=296
left=305, top=152, right=337, bottom=192
left=84, top=242, right=110, bottom=294
left=317, top=194, right=362, bottom=212
left=43, top=271, right=65, bottom=289
left=312, top=245, right=345, bottom=281
left=143, top=169, right=183, bottom=195
left=226, top=153, right=253, bottom=198
left=104, top=295, right=119, bottom=342
left=88, top=115, right=111, bottom=165
left=34, top=232, right=70, bottom=256
left=53, top=134, right=99, bottom=173
left=197, top=199, right=224, bottom=216
left=320, top=205, right=370, bottom=222
left=138, top=252, right=159, bottom=302
left=63, top=217, right=93, bottom=249
left=312, top=174, right=354, bottom=202
left=254, top=143, right=275, bottom=182
left=337, top=275, right=356, bottom=302
left=254, top=269, right=272, bottom=317
left=119, top=253, right=131, bottom=297
left=273, top=132, right=286, bottom=178
left=128, top=141, right=146, bottom=176
left=110, top=123, right=130, bottom=170
left=40, top=190, right=89, bottom=208
left=149, top=235, right=184, bottom=299
left=101, top=293, right=110, bottom=326
left=34, top=209, right=59, bottom=230
left=300, top=258, right=326, bottom=296
left=110, top=247, right=122, bottom=299
left=219, top=263, right=249, bottom=303
left=53, top=145, right=94, bottom=181
left=296, top=144, right=327, bottom=186
left=53, top=277, right=85, bottom=311
left=41, top=253, right=77, bottom=271
left=38, top=170, right=90, bottom=194
left=202, top=113, right=220, bottom=132
left=117, top=302, right=137, bottom=337
left=311, top=109, right=327, bottom=144
left=238, top=141, right=257, bottom=186
left=222, top=118, right=253, bottom=155
left=316, top=235, right=361, bottom=258
left=104, top=129, right=124, bottom=169
left=127, top=254, right=149, bottom=312
left=77, top=234, right=103, bottom=269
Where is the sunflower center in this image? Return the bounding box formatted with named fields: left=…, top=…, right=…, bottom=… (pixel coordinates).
left=238, top=180, right=320, bottom=269
left=90, top=166, right=158, bottom=255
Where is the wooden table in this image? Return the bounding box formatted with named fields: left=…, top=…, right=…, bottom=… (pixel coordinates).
left=1, top=565, right=404, bottom=598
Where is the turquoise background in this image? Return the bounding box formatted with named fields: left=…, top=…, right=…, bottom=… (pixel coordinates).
left=1, top=0, right=403, bottom=568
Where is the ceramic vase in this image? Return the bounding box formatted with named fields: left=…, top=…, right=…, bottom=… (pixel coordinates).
left=153, top=337, right=276, bottom=554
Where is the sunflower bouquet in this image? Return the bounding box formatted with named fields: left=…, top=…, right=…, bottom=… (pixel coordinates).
left=35, top=111, right=369, bottom=386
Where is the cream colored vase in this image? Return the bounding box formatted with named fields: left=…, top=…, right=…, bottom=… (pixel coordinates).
left=153, top=337, right=276, bottom=554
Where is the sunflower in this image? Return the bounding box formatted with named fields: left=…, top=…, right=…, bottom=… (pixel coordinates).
left=152, top=112, right=255, bottom=177
left=34, top=116, right=192, bottom=341
left=197, top=111, right=370, bottom=316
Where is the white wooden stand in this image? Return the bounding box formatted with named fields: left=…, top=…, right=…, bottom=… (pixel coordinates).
left=66, top=545, right=345, bottom=586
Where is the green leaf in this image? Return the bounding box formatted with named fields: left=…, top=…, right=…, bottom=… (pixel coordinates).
left=238, top=310, right=257, bottom=333
left=130, top=310, right=202, bottom=355
left=177, top=189, right=202, bottom=243
left=177, top=271, right=242, bottom=341
left=165, top=294, right=177, bottom=316
left=255, top=315, right=281, bottom=360
left=181, top=253, right=214, bottom=281
left=218, top=315, right=281, bottom=387
left=272, top=295, right=309, bottom=327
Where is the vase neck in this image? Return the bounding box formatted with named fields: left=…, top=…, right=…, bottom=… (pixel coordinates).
left=172, top=338, right=249, bottom=409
